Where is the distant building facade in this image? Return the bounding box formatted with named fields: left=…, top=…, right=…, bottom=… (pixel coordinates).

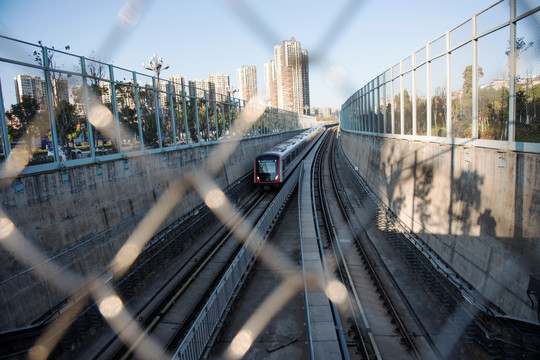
left=209, top=73, right=231, bottom=100
left=264, top=38, right=310, bottom=114
left=169, top=75, right=187, bottom=96
left=189, top=78, right=210, bottom=99
left=14, top=74, right=68, bottom=108
left=14, top=74, right=46, bottom=107
left=237, top=65, right=258, bottom=103
left=312, top=107, right=340, bottom=120
left=264, top=62, right=278, bottom=108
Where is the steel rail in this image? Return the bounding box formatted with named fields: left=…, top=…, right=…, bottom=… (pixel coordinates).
left=327, top=129, right=423, bottom=359
left=172, top=162, right=301, bottom=360
left=106, top=189, right=269, bottom=360
left=315, top=129, right=377, bottom=359
left=307, top=129, right=350, bottom=360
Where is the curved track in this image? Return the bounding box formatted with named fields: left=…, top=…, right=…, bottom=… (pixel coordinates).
left=85, top=188, right=273, bottom=359
left=312, top=127, right=425, bottom=359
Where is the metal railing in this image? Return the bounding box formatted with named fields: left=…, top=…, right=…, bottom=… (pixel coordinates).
left=340, top=0, right=540, bottom=152
left=0, top=35, right=316, bottom=177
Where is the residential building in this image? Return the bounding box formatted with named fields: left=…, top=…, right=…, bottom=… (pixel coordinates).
left=169, top=75, right=187, bottom=96
left=264, top=38, right=310, bottom=114
left=209, top=73, right=230, bottom=100
left=237, top=65, right=258, bottom=103
left=301, top=49, right=310, bottom=114
left=264, top=62, right=278, bottom=108
left=14, top=74, right=46, bottom=107
left=189, top=78, right=210, bottom=99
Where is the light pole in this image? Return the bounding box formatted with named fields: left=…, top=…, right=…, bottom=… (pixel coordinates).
left=143, top=54, right=169, bottom=82
left=226, top=85, right=238, bottom=98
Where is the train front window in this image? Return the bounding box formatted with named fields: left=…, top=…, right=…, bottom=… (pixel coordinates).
left=256, top=157, right=278, bottom=181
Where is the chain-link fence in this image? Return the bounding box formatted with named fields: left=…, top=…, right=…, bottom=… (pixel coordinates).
left=1, top=0, right=538, bottom=359
left=341, top=0, right=540, bottom=147
left=0, top=12, right=319, bottom=358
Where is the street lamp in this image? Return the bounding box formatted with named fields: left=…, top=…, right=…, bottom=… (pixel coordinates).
left=226, top=85, right=238, bottom=98
left=143, top=54, right=169, bottom=82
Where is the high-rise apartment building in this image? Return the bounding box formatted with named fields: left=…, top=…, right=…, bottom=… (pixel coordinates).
left=189, top=78, right=211, bottom=99
left=14, top=74, right=70, bottom=109
left=14, top=74, right=47, bottom=107
left=237, top=65, right=258, bottom=103
left=169, top=75, right=187, bottom=96
left=99, top=81, right=112, bottom=104
left=264, top=38, right=310, bottom=114
left=264, top=62, right=278, bottom=108
left=208, top=73, right=230, bottom=100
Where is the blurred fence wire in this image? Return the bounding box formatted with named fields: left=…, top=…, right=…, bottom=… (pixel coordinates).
left=0, top=0, right=539, bottom=359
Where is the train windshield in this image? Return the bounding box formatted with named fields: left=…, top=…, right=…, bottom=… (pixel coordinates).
left=256, top=156, right=279, bottom=181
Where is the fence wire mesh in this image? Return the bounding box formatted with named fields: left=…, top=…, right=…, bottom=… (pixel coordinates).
left=0, top=0, right=539, bottom=359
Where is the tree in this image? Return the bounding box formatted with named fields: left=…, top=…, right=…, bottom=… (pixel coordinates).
left=462, top=65, right=484, bottom=98
left=431, top=86, right=447, bottom=136
left=55, top=100, right=79, bottom=146
left=5, top=96, right=41, bottom=149
left=86, top=50, right=109, bottom=100
left=504, top=37, right=534, bottom=137
left=33, top=42, right=81, bottom=148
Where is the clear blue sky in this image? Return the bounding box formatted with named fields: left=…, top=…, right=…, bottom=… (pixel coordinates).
left=0, top=0, right=499, bottom=108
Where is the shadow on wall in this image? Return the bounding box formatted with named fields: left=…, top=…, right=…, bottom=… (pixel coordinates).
left=381, top=142, right=406, bottom=218
left=450, top=168, right=484, bottom=236
left=341, top=131, right=539, bottom=316
left=413, top=155, right=434, bottom=231
left=478, top=209, right=496, bottom=238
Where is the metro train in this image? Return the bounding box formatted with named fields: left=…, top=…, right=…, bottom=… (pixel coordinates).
left=254, top=126, right=325, bottom=188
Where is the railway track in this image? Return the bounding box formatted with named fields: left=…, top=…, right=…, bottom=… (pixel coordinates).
left=9, top=126, right=536, bottom=360
left=89, top=188, right=272, bottom=360
left=331, top=131, right=540, bottom=359
left=178, top=125, right=539, bottom=359
left=0, top=174, right=266, bottom=359
left=311, top=127, right=426, bottom=359
left=77, top=181, right=283, bottom=360
left=170, top=126, right=540, bottom=360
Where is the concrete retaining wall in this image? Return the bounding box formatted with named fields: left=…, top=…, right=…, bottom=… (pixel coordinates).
left=0, top=133, right=294, bottom=330
left=340, top=130, right=540, bottom=321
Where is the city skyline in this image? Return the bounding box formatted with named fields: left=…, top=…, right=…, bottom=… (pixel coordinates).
left=0, top=0, right=500, bottom=108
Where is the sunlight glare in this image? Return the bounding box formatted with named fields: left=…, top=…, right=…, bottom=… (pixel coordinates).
left=0, top=217, right=15, bottom=240
left=117, top=0, right=147, bottom=28
left=88, top=104, right=114, bottom=129
left=240, top=97, right=265, bottom=125
left=2, top=148, right=30, bottom=176
left=98, top=295, right=123, bottom=319
left=113, top=243, right=141, bottom=271
left=205, top=188, right=226, bottom=210
left=229, top=329, right=254, bottom=358
left=326, top=279, right=347, bottom=304
left=28, top=345, right=48, bottom=360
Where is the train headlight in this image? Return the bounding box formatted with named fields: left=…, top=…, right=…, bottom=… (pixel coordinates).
left=256, top=176, right=260, bottom=180
left=274, top=175, right=278, bottom=180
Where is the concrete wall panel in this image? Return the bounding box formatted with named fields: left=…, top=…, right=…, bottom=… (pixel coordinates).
left=340, top=130, right=539, bottom=321
left=0, top=133, right=294, bottom=330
